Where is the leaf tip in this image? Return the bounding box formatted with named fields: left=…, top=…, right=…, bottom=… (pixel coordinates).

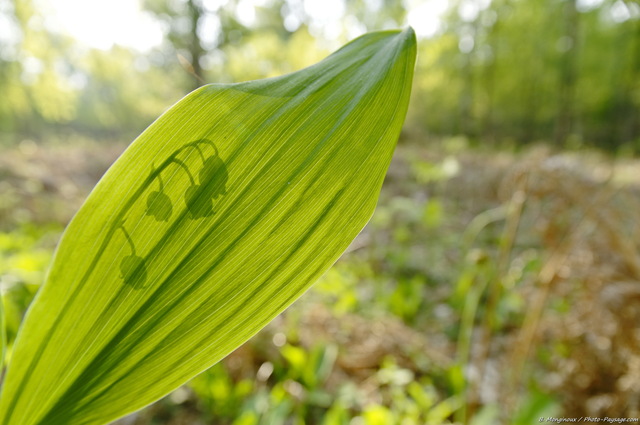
left=397, top=26, right=417, bottom=51
left=403, top=26, right=416, bottom=40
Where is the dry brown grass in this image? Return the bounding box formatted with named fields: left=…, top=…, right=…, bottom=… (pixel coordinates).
left=443, top=146, right=640, bottom=419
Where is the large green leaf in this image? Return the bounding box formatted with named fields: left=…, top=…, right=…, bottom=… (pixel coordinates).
left=0, top=28, right=416, bottom=425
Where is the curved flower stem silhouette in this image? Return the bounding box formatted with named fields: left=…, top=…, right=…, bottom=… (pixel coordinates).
left=118, top=224, right=147, bottom=288
left=146, top=142, right=227, bottom=221
left=180, top=143, right=205, bottom=163
left=118, top=224, right=136, bottom=256
left=178, top=139, right=218, bottom=164
left=157, top=172, right=164, bottom=192
left=193, top=139, right=219, bottom=156
left=145, top=165, right=173, bottom=222
left=168, top=157, right=196, bottom=185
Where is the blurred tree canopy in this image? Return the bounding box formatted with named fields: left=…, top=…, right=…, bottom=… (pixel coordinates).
left=0, top=0, right=638, bottom=150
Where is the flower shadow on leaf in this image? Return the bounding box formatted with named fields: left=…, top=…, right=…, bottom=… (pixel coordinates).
left=118, top=224, right=149, bottom=289
left=185, top=184, right=216, bottom=219
left=146, top=190, right=173, bottom=222
left=184, top=140, right=229, bottom=219
left=119, top=255, right=148, bottom=289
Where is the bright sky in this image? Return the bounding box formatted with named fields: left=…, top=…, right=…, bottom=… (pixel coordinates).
left=39, top=0, right=450, bottom=52
left=407, top=0, right=450, bottom=38
left=38, top=0, right=165, bottom=51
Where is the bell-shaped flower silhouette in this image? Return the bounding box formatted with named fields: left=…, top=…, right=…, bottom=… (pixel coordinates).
left=185, top=184, right=215, bottom=219
left=198, top=155, right=228, bottom=199
left=146, top=190, right=173, bottom=222
left=120, top=255, right=148, bottom=289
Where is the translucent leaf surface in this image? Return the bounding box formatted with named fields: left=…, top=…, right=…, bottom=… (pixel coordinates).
left=0, top=28, right=416, bottom=425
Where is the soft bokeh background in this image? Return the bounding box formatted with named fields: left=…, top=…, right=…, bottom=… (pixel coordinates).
left=1, top=0, right=640, bottom=424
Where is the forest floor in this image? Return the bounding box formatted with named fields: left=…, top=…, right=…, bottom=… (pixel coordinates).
left=2, top=138, right=640, bottom=424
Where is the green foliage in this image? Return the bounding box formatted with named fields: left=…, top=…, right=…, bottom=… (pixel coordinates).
left=0, top=29, right=416, bottom=425
left=2, top=0, right=638, bottom=148
left=12, top=138, right=637, bottom=424
left=2, top=0, right=639, bottom=422
left=188, top=346, right=459, bottom=425
left=0, top=226, right=58, bottom=356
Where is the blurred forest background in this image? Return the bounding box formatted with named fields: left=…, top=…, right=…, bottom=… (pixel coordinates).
left=2, top=0, right=640, bottom=424
left=1, top=0, right=639, bottom=148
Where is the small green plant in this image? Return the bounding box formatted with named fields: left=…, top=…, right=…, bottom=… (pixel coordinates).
left=0, top=29, right=416, bottom=424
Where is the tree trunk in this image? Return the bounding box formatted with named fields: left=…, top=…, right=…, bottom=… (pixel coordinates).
left=554, top=0, right=580, bottom=146
left=187, top=0, right=205, bottom=91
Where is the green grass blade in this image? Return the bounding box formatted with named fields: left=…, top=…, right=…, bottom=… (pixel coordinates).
left=0, top=28, right=416, bottom=425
